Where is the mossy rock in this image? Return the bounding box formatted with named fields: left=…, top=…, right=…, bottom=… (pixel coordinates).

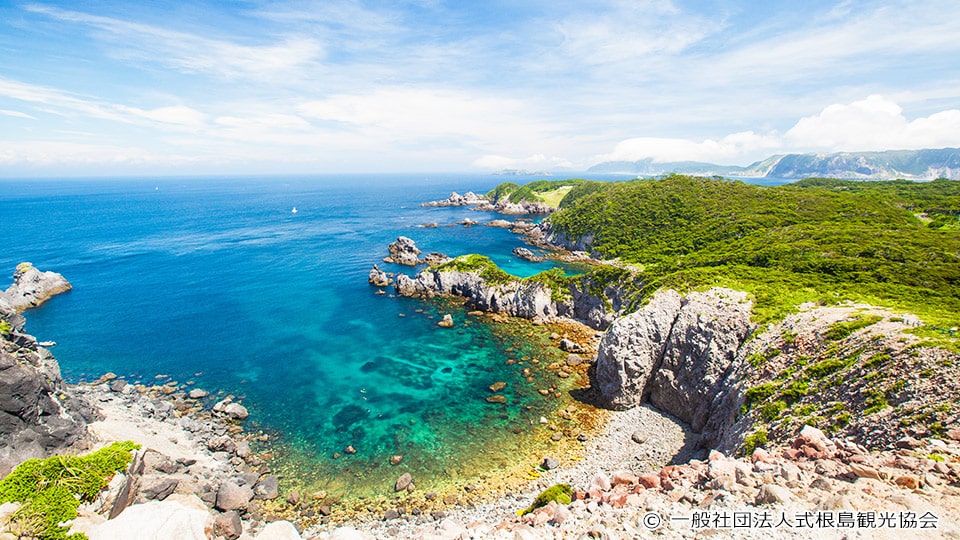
left=519, top=483, right=573, bottom=516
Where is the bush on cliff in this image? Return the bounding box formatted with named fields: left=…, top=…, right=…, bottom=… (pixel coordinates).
left=0, top=441, right=139, bottom=540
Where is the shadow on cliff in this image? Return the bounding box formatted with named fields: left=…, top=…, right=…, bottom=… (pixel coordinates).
left=569, top=363, right=705, bottom=465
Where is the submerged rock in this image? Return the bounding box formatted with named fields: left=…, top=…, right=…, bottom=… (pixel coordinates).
left=512, top=247, right=544, bottom=262
left=395, top=472, right=413, bottom=492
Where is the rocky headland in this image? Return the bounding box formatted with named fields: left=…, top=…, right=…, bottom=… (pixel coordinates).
left=0, top=262, right=72, bottom=312
left=420, top=191, right=556, bottom=215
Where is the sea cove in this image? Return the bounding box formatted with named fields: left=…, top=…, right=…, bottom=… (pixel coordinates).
left=0, top=174, right=622, bottom=501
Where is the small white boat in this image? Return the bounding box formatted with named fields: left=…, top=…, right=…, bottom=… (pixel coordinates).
left=39, top=340, right=56, bottom=347
left=291, top=207, right=298, bottom=214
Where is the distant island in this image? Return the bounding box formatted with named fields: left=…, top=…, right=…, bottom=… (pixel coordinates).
left=588, top=147, right=960, bottom=180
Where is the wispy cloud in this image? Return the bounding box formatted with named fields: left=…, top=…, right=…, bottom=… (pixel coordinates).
left=24, top=4, right=324, bottom=81
left=0, top=109, right=36, bottom=120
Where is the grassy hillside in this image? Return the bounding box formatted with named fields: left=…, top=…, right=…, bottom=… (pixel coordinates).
left=486, top=179, right=601, bottom=207
left=548, top=175, right=960, bottom=330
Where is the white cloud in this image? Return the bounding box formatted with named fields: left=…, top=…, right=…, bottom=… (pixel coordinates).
left=25, top=5, right=324, bottom=81
left=0, top=140, right=195, bottom=166
left=0, top=109, right=36, bottom=119
left=472, top=154, right=573, bottom=171
left=784, top=95, right=960, bottom=151
left=594, top=96, right=960, bottom=167
left=298, top=88, right=541, bottom=141
left=120, top=105, right=207, bottom=126
left=595, top=131, right=781, bottom=164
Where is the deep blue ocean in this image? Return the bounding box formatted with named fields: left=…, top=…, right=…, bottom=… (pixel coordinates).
left=0, top=173, right=641, bottom=497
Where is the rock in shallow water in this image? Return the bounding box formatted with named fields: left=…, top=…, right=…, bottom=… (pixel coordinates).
left=395, top=472, right=413, bottom=492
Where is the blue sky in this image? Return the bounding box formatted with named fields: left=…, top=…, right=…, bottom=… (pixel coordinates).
left=1, top=0, right=958, bottom=176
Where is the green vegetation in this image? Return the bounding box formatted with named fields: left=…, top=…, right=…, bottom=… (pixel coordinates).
left=824, top=315, right=884, bottom=341
left=435, top=254, right=513, bottom=285
left=742, top=428, right=768, bottom=456
left=0, top=441, right=139, bottom=540
left=519, top=483, right=573, bottom=515
left=548, top=175, right=960, bottom=329
left=805, top=358, right=851, bottom=378
left=0, top=320, right=11, bottom=335
left=525, top=268, right=574, bottom=302
left=487, top=179, right=597, bottom=208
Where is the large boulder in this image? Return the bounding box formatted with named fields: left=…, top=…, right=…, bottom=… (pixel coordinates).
left=595, top=290, right=683, bottom=409
left=650, top=288, right=754, bottom=432
left=595, top=288, right=754, bottom=435
left=367, top=265, right=392, bottom=287
left=384, top=237, right=422, bottom=266
left=71, top=495, right=212, bottom=540
left=1, top=262, right=72, bottom=312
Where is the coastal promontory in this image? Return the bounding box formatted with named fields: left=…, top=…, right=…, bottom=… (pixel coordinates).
left=1, top=262, right=72, bottom=311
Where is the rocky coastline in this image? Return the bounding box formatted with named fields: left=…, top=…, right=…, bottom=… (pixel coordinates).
left=0, top=264, right=306, bottom=540
left=5, top=176, right=960, bottom=540
left=352, top=194, right=960, bottom=539
left=420, top=191, right=557, bottom=215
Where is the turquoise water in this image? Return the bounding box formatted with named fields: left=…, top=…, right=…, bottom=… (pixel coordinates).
left=0, top=174, right=612, bottom=498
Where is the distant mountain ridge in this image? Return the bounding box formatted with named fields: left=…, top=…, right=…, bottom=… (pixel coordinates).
left=588, top=147, right=960, bottom=180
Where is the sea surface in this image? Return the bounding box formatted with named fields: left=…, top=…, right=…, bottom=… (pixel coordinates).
left=0, top=173, right=639, bottom=498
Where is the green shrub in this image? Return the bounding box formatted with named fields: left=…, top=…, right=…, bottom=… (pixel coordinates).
left=0, top=441, right=139, bottom=540
left=520, top=484, right=572, bottom=515
left=781, top=380, right=809, bottom=403
left=0, top=321, right=11, bottom=335
left=806, top=358, right=851, bottom=378
left=742, top=428, right=768, bottom=456
left=824, top=315, right=884, bottom=341
left=436, top=255, right=514, bottom=285
left=743, top=383, right=778, bottom=412
left=758, top=400, right=788, bottom=421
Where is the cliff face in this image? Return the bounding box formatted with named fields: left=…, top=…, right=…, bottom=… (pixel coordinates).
left=0, top=299, right=94, bottom=476
left=394, top=266, right=633, bottom=330
left=0, top=265, right=90, bottom=476
left=595, top=288, right=754, bottom=444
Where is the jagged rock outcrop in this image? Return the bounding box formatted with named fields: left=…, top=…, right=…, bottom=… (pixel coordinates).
left=367, top=265, right=392, bottom=287
left=512, top=247, right=544, bottom=262
left=649, top=289, right=754, bottom=432
left=475, top=200, right=556, bottom=215
left=0, top=300, right=93, bottom=476
left=383, top=236, right=422, bottom=266
left=394, top=265, right=636, bottom=330
left=420, top=191, right=487, bottom=207
left=595, top=288, right=754, bottom=441
left=595, top=290, right=684, bottom=410
left=1, top=262, right=72, bottom=312
left=396, top=269, right=559, bottom=322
